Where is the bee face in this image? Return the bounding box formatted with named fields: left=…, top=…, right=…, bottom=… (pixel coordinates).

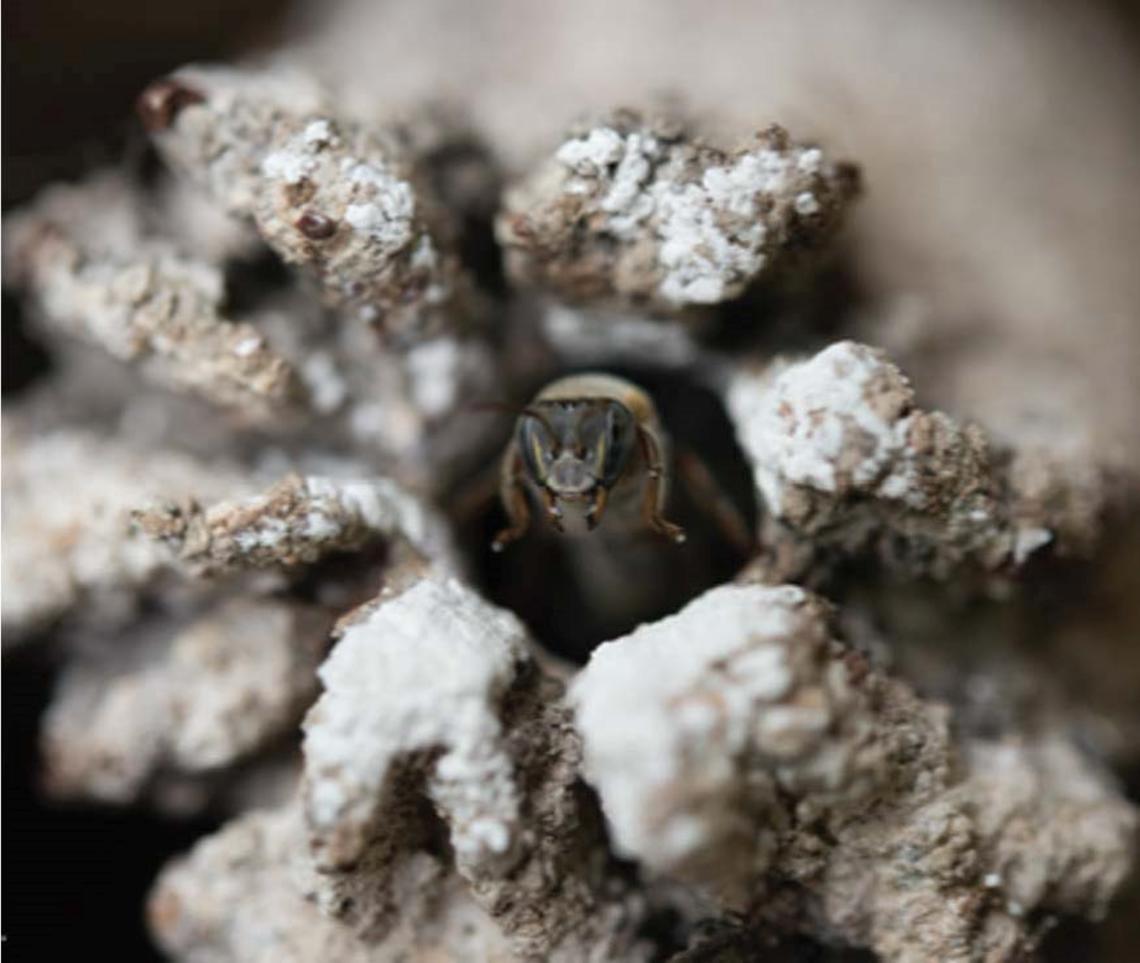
left=517, top=399, right=637, bottom=498
left=492, top=373, right=687, bottom=550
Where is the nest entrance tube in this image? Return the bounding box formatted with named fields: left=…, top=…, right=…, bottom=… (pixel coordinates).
left=461, top=367, right=758, bottom=663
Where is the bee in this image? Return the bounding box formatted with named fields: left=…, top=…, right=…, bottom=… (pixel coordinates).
left=491, top=373, right=687, bottom=551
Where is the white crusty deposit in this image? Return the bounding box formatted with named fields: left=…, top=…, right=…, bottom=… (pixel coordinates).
left=302, top=576, right=530, bottom=870
left=572, top=581, right=1138, bottom=961
left=499, top=113, right=858, bottom=312
left=143, top=64, right=473, bottom=343
left=727, top=340, right=947, bottom=513
left=726, top=340, right=1111, bottom=583
left=134, top=473, right=460, bottom=578
left=299, top=575, right=646, bottom=960
left=572, top=582, right=863, bottom=880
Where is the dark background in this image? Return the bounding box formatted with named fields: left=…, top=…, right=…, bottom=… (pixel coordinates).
left=3, top=2, right=294, bottom=958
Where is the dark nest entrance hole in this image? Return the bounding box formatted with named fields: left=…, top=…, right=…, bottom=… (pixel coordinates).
left=456, top=365, right=759, bottom=664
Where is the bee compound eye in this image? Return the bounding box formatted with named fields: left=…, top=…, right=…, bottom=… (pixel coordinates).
left=600, top=402, right=636, bottom=485
left=519, top=413, right=555, bottom=482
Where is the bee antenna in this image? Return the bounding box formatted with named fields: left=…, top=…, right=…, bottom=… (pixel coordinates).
left=519, top=406, right=559, bottom=436
left=468, top=400, right=520, bottom=416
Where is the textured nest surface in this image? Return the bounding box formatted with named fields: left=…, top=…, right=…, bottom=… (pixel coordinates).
left=4, top=1, right=1140, bottom=961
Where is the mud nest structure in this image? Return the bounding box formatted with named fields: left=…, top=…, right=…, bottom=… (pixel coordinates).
left=5, top=1, right=1140, bottom=961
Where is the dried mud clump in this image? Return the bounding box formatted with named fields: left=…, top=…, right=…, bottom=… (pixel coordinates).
left=498, top=112, right=859, bottom=312
left=42, top=597, right=330, bottom=806
left=133, top=473, right=459, bottom=578
left=3, top=73, right=504, bottom=490
left=148, top=805, right=515, bottom=963
left=0, top=424, right=247, bottom=641
left=573, top=583, right=1137, bottom=961
left=152, top=576, right=651, bottom=962
left=727, top=340, right=1119, bottom=587
left=143, top=65, right=479, bottom=345
left=2, top=171, right=306, bottom=420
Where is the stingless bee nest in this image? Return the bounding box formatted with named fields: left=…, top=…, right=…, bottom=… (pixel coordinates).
left=5, top=2, right=1140, bottom=961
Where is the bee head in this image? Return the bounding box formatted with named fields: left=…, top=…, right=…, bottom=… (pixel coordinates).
left=517, top=399, right=637, bottom=498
